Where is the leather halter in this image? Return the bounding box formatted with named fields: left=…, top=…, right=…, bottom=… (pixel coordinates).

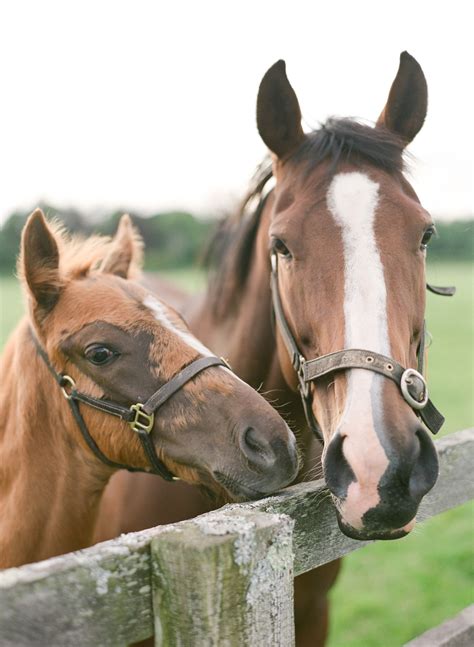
left=269, top=252, right=455, bottom=443
left=31, top=330, right=229, bottom=480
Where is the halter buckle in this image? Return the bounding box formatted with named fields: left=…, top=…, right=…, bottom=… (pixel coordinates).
left=298, top=356, right=310, bottom=398
left=401, top=368, right=428, bottom=410
left=129, top=403, right=154, bottom=434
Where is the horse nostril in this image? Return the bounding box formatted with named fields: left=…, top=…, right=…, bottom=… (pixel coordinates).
left=324, top=433, right=356, bottom=499
left=409, top=428, right=439, bottom=500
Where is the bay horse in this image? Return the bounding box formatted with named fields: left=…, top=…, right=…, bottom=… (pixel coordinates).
left=96, top=52, right=444, bottom=645
left=0, top=209, right=298, bottom=569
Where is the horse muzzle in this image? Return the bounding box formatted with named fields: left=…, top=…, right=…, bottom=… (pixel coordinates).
left=324, top=425, right=439, bottom=540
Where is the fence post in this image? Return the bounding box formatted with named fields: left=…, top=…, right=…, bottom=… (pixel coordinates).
left=150, top=509, right=295, bottom=647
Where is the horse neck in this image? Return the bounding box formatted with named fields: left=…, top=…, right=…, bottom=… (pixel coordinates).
left=190, top=196, right=283, bottom=390
left=0, top=320, right=111, bottom=568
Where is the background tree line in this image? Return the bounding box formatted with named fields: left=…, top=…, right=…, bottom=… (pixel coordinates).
left=0, top=205, right=472, bottom=274
left=0, top=206, right=214, bottom=273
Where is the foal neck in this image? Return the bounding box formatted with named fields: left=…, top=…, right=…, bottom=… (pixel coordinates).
left=0, top=321, right=111, bottom=568
left=190, top=222, right=271, bottom=382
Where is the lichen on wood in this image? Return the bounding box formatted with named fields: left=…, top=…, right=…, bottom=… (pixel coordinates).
left=151, top=509, right=295, bottom=646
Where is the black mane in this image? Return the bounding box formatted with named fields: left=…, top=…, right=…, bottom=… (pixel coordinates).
left=205, top=118, right=406, bottom=317
left=294, top=117, right=406, bottom=174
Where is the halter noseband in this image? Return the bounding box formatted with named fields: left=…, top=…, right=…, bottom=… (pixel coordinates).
left=270, top=252, right=455, bottom=443
left=31, top=330, right=229, bottom=480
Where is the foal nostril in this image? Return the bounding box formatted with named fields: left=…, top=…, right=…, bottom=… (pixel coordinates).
left=240, top=427, right=274, bottom=467
left=244, top=427, right=265, bottom=453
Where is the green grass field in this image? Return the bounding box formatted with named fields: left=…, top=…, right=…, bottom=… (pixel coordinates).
left=0, top=261, right=472, bottom=646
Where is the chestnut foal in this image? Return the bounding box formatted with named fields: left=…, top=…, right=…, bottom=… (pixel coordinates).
left=0, top=210, right=298, bottom=568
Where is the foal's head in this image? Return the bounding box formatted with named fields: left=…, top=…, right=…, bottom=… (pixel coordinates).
left=20, top=210, right=298, bottom=498
left=256, top=53, right=438, bottom=538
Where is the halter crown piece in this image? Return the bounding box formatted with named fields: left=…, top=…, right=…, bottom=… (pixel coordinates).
left=31, top=330, right=229, bottom=480
left=270, top=252, right=455, bottom=443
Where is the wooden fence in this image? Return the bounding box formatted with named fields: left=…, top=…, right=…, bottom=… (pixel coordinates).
left=0, top=428, right=473, bottom=646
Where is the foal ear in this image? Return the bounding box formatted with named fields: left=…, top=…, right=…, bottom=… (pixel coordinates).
left=100, top=214, right=143, bottom=278
left=376, top=51, right=428, bottom=144
left=20, top=209, right=62, bottom=315
left=257, top=59, right=305, bottom=159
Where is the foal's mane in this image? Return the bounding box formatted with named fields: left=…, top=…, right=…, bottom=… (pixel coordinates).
left=17, top=219, right=142, bottom=285
left=205, top=118, right=406, bottom=318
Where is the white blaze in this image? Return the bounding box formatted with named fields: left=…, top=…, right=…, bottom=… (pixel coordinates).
left=327, top=171, right=390, bottom=528
left=144, top=294, right=212, bottom=357
left=144, top=295, right=248, bottom=386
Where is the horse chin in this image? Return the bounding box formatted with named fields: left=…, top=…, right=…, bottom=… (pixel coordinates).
left=336, top=511, right=416, bottom=541
left=211, top=471, right=268, bottom=502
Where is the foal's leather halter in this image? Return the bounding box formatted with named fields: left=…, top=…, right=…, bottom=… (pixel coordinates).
left=270, top=252, right=455, bottom=443
left=31, top=331, right=228, bottom=480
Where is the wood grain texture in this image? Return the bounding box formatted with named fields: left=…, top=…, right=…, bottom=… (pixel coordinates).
left=0, top=429, right=472, bottom=646
left=0, top=527, right=165, bottom=646
left=152, top=510, right=294, bottom=646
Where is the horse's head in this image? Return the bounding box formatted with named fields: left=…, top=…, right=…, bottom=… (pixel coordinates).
left=256, top=52, right=438, bottom=538
left=20, top=210, right=298, bottom=498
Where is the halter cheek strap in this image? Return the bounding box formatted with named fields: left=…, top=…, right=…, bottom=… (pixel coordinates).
left=270, top=253, right=453, bottom=443
left=31, top=330, right=228, bottom=480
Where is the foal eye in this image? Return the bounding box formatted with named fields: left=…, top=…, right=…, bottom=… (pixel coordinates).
left=84, top=345, right=118, bottom=366
left=420, top=226, right=436, bottom=251
left=272, top=238, right=292, bottom=259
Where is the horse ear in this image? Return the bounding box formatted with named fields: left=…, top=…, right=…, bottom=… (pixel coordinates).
left=20, top=209, right=62, bottom=315
left=100, top=214, right=143, bottom=278
left=377, top=51, right=428, bottom=144
left=257, top=59, right=305, bottom=159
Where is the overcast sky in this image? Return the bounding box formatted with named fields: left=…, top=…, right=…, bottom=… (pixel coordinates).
left=1, top=1, right=472, bottom=224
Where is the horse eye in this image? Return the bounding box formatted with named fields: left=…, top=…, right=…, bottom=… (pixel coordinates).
left=272, top=238, right=292, bottom=258
left=420, top=226, right=436, bottom=250
left=84, top=345, right=118, bottom=366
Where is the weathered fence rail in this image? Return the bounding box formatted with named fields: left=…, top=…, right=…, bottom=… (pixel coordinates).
left=405, top=604, right=474, bottom=647
left=1, top=428, right=473, bottom=646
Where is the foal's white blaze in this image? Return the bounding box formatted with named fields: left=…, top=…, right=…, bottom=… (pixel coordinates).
left=327, top=172, right=390, bottom=529
left=144, top=295, right=212, bottom=357
left=144, top=295, right=250, bottom=386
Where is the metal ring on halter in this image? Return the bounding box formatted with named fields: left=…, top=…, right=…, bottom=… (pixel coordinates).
left=401, top=368, right=428, bottom=410
left=60, top=375, right=76, bottom=400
